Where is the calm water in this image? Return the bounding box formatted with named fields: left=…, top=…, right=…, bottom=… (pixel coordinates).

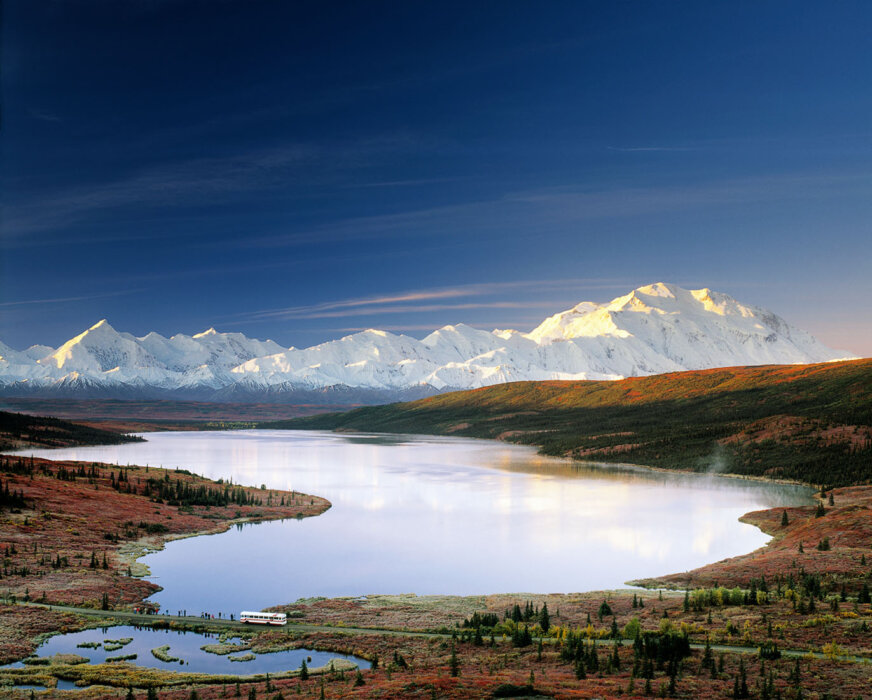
left=4, top=624, right=368, bottom=676
left=26, top=430, right=813, bottom=613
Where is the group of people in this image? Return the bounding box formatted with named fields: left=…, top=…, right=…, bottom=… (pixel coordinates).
left=174, top=609, right=235, bottom=621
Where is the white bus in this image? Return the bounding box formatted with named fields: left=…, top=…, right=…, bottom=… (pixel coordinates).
left=239, top=611, right=287, bottom=626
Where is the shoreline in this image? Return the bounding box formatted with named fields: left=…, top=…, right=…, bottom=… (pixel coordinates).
left=2, top=443, right=870, bottom=697
left=7, top=428, right=825, bottom=599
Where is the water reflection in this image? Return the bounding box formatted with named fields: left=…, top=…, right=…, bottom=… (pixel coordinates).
left=4, top=625, right=369, bottom=676
left=25, top=430, right=814, bottom=613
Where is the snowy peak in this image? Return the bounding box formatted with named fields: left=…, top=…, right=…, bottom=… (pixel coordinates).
left=0, top=284, right=857, bottom=402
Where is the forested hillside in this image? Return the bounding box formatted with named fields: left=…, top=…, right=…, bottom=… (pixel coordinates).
left=0, top=410, right=143, bottom=451
left=274, top=359, right=872, bottom=486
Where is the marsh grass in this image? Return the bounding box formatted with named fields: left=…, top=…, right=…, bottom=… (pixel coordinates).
left=0, top=657, right=358, bottom=690
left=201, top=642, right=252, bottom=656
left=150, top=645, right=181, bottom=663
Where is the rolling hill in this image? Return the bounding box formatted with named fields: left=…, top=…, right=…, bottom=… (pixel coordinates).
left=274, top=359, right=872, bottom=486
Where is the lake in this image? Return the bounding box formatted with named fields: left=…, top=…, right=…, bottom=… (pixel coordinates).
left=25, top=430, right=814, bottom=614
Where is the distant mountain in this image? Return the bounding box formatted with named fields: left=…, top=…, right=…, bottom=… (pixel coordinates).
left=0, top=283, right=856, bottom=403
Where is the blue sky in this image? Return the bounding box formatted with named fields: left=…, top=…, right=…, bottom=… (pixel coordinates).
left=1, top=1, right=870, bottom=355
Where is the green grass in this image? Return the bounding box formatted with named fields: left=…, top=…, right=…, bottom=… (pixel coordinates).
left=266, top=360, right=872, bottom=487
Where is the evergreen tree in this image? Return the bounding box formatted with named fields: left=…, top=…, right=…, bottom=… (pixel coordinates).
left=299, top=659, right=308, bottom=681
left=739, top=659, right=749, bottom=698
left=701, top=636, right=713, bottom=671
left=539, top=602, right=550, bottom=633
left=781, top=510, right=789, bottom=526
left=449, top=643, right=460, bottom=677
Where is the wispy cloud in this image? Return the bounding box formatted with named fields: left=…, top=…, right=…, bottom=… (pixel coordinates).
left=606, top=145, right=696, bottom=152
left=260, top=301, right=556, bottom=321
left=328, top=324, right=491, bottom=333
left=232, top=278, right=631, bottom=323
left=2, top=145, right=316, bottom=241
left=247, top=289, right=472, bottom=321
left=1, top=134, right=435, bottom=243
left=0, top=290, right=137, bottom=308
left=28, top=108, right=63, bottom=123
left=342, top=176, right=471, bottom=189
left=246, top=169, right=872, bottom=250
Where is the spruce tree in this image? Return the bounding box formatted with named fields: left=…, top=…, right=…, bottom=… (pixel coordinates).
left=449, top=643, right=460, bottom=677
left=539, top=602, right=550, bottom=633
left=738, top=659, right=749, bottom=698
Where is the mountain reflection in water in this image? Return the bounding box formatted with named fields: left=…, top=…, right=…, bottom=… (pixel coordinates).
left=26, top=430, right=814, bottom=613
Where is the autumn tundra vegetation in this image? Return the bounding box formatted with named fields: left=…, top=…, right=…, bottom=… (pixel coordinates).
left=1, top=359, right=871, bottom=698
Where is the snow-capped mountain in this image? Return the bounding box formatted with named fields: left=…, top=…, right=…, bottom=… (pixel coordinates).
left=0, top=283, right=856, bottom=403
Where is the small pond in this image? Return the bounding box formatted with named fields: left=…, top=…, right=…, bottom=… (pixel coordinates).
left=4, top=624, right=369, bottom=677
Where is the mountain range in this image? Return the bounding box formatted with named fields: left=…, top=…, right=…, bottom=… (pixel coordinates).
left=0, top=283, right=855, bottom=403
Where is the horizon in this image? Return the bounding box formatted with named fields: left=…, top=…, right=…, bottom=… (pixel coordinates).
left=2, top=2, right=871, bottom=356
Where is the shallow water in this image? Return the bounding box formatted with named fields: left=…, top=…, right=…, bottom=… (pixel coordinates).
left=26, top=430, right=814, bottom=613
left=4, top=624, right=368, bottom=676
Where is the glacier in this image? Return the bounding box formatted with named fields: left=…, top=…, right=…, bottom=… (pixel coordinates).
left=0, top=283, right=856, bottom=403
